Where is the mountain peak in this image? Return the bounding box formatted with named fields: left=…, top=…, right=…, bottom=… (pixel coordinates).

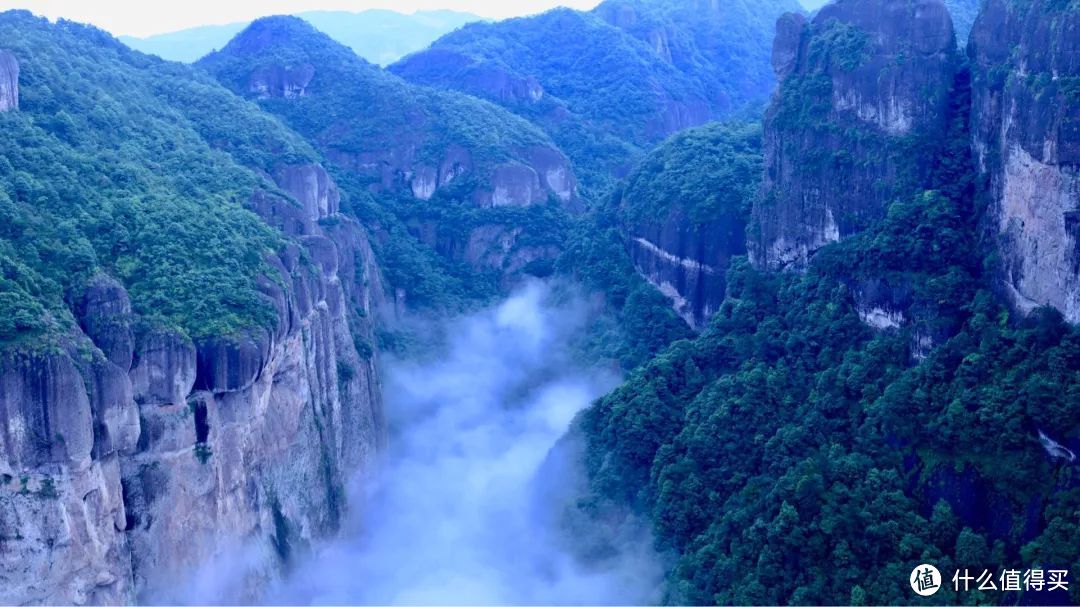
left=221, top=15, right=325, bottom=57
left=200, top=13, right=373, bottom=99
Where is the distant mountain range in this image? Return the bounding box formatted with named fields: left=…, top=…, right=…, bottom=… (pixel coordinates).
left=119, top=9, right=482, bottom=64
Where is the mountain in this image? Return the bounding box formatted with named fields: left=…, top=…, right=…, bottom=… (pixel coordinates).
left=753, top=0, right=958, bottom=270
left=390, top=0, right=800, bottom=191
left=2, top=0, right=1079, bottom=604
left=198, top=16, right=580, bottom=302
left=119, top=9, right=481, bottom=65
left=618, top=122, right=761, bottom=329
left=0, top=10, right=383, bottom=602
left=567, top=0, right=1080, bottom=604
left=119, top=22, right=245, bottom=63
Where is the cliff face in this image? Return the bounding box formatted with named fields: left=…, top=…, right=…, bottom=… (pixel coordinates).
left=970, top=0, right=1080, bottom=322
left=0, top=50, right=17, bottom=111
left=753, top=0, right=957, bottom=269
left=627, top=215, right=740, bottom=329
left=0, top=347, right=134, bottom=605
left=0, top=165, right=385, bottom=603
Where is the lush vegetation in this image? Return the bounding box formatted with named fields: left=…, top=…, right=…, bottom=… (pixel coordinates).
left=198, top=16, right=584, bottom=321
left=199, top=17, right=552, bottom=182
left=0, top=11, right=321, bottom=345
left=556, top=193, right=695, bottom=369
left=390, top=0, right=796, bottom=196
left=621, top=122, right=762, bottom=227
left=574, top=60, right=1080, bottom=604
left=593, top=0, right=801, bottom=115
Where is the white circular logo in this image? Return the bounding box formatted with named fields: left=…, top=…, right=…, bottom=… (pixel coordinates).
left=910, top=564, right=942, bottom=596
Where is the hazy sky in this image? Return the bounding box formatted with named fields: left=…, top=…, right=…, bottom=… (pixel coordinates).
left=4, top=0, right=821, bottom=38
left=1, top=0, right=603, bottom=37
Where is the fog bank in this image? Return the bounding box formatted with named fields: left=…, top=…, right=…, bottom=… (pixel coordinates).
left=271, top=281, right=663, bottom=604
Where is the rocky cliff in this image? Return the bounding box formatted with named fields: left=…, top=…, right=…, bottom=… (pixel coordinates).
left=970, top=0, right=1080, bottom=322
left=0, top=50, right=17, bottom=111
left=0, top=161, right=384, bottom=602
left=128, top=164, right=384, bottom=600
left=753, top=0, right=958, bottom=269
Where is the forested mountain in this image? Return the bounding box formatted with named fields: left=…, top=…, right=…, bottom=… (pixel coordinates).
left=618, top=122, right=761, bottom=329
left=567, top=0, right=1080, bottom=604
left=198, top=16, right=584, bottom=308
left=0, top=9, right=384, bottom=603
left=119, top=9, right=481, bottom=65
left=390, top=0, right=799, bottom=192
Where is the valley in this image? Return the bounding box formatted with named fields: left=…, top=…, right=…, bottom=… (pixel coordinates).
left=0, top=0, right=1077, bottom=605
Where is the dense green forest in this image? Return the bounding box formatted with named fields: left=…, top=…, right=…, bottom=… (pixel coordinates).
left=1, top=0, right=1077, bottom=604
left=390, top=0, right=796, bottom=195
left=199, top=17, right=553, bottom=182
left=0, top=10, right=321, bottom=345
left=620, top=122, right=762, bottom=228
left=389, top=7, right=695, bottom=194
left=593, top=0, right=801, bottom=113
left=573, top=54, right=1080, bottom=606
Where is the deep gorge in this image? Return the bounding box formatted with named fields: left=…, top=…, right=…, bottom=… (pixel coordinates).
left=0, top=0, right=1078, bottom=604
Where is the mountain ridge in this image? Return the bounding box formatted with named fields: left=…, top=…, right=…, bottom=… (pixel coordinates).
left=119, top=9, right=482, bottom=64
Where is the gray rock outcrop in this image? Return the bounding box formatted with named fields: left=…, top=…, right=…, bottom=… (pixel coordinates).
left=249, top=63, right=315, bottom=98
left=627, top=212, right=742, bottom=329
left=752, top=0, right=958, bottom=269
left=0, top=50, right=17, bottom=112
left=970, top=0, right=1080, bottom=322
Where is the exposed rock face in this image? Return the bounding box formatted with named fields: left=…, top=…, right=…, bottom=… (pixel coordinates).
left=0, top=350, right=134, bottom=605
left=129, top=328, right=196, bottom=408
left=771, top=13, right=805, bottom=80
left=329, top=137, right=577, bottom=210
left=0, top=167, right=385, bottom=603
left=123, top=168, right=384, bottom=599
left=0, top=50, right=17, bottom=112
left=648, top=99, right=712, bottom=142
left=627, top=212, right=743, bottom=329
left=618, top=121, right=760, bottom=329
left=753, top=0, right=957, bottom=269
left=79, top=275, right=134, bottom=371
left=273, top=163, right=340, bottom=219
left=474, top=146, right=579, bottom=208
left=249, top=63, right=315, bottom=98
left=970, top=0, right=1080, bottom=322
left=462, top=224, right=561, bottom=280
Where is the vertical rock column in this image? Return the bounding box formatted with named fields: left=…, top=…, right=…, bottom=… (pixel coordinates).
left=752, top=0, right=957, bottom=269
left=0, top=50, right=18, bottom=112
